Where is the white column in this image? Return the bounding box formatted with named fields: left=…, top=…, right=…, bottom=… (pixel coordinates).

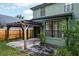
left=24, top=26, right=29, bottom=50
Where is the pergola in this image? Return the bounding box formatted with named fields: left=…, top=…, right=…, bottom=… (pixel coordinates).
left=5, top=20, right=41, bottom=49
left=0, top=14, right=41, bottom=50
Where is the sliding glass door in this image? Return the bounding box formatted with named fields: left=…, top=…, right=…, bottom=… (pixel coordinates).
left=45, top=20, right=63, bottom=38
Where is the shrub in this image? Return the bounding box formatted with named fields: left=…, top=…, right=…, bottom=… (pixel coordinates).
left=56, top=47, right=72, bottom=56
left=56, top=21, right=79, bottom=56
left=39, top=32, right=45, bottom=46
left=63, top=21, right=79, bottom=56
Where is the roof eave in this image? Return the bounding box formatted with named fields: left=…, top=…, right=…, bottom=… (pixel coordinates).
left=31, top=3, right=54, bottom=10
left=31, top=12, right=73, bottom=20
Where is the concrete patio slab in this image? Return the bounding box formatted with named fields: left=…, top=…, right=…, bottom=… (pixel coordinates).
left=6, top=38, right=40, bottom=50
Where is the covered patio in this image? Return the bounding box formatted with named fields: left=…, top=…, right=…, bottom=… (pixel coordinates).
left=5, top=20, right=41, bottom=50
left=0, top=14, right=41, bottom=50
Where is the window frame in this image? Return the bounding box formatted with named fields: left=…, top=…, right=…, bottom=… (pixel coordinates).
left=40, top=7, right=45, bottom=17
left=64, top=3, right=73, bottom=12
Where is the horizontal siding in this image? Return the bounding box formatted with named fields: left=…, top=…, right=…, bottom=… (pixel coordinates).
left=73, top=3, right=79, bottom=19
left=45, top=3, right=65, bottom=16
left=33, top=3, right=65, bottom=19
left=45, top=37, right=65, bottom=47
left=33, top=9, right=41, bottom=18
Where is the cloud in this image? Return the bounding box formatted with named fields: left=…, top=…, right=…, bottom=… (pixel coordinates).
left=24, top=15, right=33, bottom=20
left=0, top=5, right=17, bottom=10
left=0, top=3, right=41, bottom=10
left=23, top=9, right=33, bottom=15
left=0, top=5, right=5, bottom=8
left=22, top=9, right=33, bottom=19
left=15, top=3, right=31, bottom=7
left=15, top=3, right=42, bottom=8
left=3, top=6, right=17, bottom=10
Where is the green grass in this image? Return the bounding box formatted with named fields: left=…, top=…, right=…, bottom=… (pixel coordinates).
left=0, top=41, right=20, bottom=56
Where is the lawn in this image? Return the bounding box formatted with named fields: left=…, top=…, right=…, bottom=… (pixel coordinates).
left=0, top=41, right=20, bottom=56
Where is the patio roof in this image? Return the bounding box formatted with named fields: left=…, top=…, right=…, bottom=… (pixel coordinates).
left=31, top=12, right=73, bottom=22
left=0, top=14, right=41, bottom=27
left=6, top=20, right=42, bottom=27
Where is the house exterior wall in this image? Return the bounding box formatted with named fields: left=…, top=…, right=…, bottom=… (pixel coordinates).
left=33, top=3, right=65, bottom=19
left=45, top=37, right=65, bottom=47
left=33, top=9, right=41, bottom=18
left=73, top=3, right=79, bottom=20
left=45, top=3, right=65, bottom=16
left=32, top=3, right=79, bottom=47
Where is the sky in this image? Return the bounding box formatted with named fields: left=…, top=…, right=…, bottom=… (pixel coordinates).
left=0, top=3, right=41, bottom=20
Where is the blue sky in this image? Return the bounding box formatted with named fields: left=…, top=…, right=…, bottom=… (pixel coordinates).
left=0, top=3, right=41, bottom=20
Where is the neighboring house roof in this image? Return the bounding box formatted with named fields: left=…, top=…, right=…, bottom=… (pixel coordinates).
left=0, top=14, right=26, bottom=25
left=32, top=12, right=73, bottom=22
left=31, top=3, right=54, bottom=10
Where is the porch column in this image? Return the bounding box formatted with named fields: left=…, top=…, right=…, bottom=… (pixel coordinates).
left=24, top=27, right=27, bottom=50
left=44, top=21, right=46, bottom=36
left=22, top=25, right=29, bottom=50
left=66, top=17, right=69, bottom=30
left=66, top=16, right=73, bottom=30
left=66, top=17, right=69, bottom=47
left=26, top=29, right=28, bottom=39
left=5, top=26, right=10, bottom=42
left=22, top=26, right=27, bottom=50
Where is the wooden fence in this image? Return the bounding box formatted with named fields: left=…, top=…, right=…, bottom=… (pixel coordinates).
left=0, top=29, right=33, bottom=41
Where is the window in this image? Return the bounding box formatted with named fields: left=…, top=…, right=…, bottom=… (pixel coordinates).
left=45, top=21, right=63, bottom=38
left=40, top=7, right=45, bottom=16
left=64, top=3, right=73, bottom=12
left=45, top=21, right=53, bottom=37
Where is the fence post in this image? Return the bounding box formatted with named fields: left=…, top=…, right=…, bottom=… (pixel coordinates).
left=5, top=26, right=10, bottom=42
left=19, top=30, right=21, bottom=39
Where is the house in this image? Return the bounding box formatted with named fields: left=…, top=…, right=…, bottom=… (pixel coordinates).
left=31, top=3, right=79, bottom=47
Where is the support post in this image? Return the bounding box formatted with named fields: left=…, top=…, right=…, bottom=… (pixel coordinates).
left=66, top=17, right=68, bottom=30
left=66, top=17, right=69, bottom=48
left=24, top=27, right=27, bottom=50
left=19, top=30, right=21, bottom=39
left=22, top=27, right=24, bottom=40
left=5, top=26, right=10, bottom=42
left=22, top=26, right=29, bottom=50
left=27, top=29, right=28, bottom=39
left=22, top=27, right=26, bottom=50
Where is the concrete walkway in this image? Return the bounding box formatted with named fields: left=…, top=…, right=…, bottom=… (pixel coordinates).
left=6, top=38, right=40, bottom=50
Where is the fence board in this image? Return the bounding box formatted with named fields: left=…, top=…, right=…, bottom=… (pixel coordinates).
left=0, top=28, right=33, bottom=40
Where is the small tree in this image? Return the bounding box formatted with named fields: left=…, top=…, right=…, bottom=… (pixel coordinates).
left=64, top=21, right=79, bottom=55
left=16, top=14, right=24, bottom=19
